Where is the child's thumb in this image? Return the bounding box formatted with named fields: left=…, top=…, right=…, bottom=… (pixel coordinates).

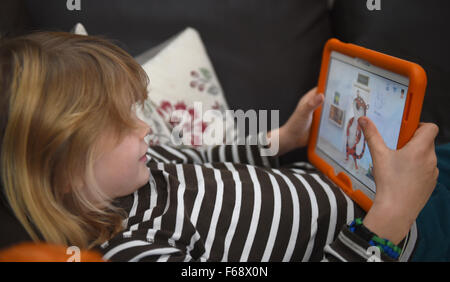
left=311, top=93, right=324, bottom=110
left=303, top=93, right=324, bottom=115
left=358, top=116, right=387, bottom=157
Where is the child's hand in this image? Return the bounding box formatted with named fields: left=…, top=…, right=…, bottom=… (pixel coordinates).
left=360, top=116, right=440, bottom=244
left=268, top=87, right=324, bottom=156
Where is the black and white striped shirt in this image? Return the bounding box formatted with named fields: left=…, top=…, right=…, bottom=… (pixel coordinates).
left=98, top=133, right=418, bottom=262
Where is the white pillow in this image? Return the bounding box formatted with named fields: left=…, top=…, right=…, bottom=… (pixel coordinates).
left=135, top=27, right=235, bottom=147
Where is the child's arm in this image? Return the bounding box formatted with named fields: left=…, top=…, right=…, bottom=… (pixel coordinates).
left=267, top=87, right=324, bottom=157
left=359, top=117, right=439, bottom=246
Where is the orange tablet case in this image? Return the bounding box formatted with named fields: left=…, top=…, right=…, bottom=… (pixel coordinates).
left=307, top=38, right=427, bottom=212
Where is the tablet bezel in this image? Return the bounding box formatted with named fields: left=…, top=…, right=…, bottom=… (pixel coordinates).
left=307, top=38, right=427, bottom=212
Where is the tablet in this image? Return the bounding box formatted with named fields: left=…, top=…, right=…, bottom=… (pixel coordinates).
left=307, top=38, right=427, bottom=212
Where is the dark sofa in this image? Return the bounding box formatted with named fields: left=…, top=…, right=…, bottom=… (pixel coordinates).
left=1, top=0, right=449, bottom=251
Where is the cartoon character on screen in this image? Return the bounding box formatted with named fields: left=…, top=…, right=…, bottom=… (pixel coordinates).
left=345, top=92, right=369, bottom=170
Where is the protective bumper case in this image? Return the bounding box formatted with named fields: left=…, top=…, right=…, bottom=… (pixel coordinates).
left=307, top=38, right=427, bottom=212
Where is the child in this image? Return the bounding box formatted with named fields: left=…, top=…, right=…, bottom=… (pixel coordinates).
left=0, top=32, right=443, bottom=261
left=0, top=31, right=150, bottom=249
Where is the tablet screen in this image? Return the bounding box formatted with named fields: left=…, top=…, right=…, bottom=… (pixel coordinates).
left=316, top=51, right=409, bottom=193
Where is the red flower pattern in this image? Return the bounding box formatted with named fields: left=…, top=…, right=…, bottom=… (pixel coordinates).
left=156, top=100, right=209, bottom=146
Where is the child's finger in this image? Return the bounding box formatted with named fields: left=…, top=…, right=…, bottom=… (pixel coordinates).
left=358, top=116, right=388, bottom=160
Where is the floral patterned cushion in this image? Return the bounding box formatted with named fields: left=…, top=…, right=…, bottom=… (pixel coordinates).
left=134, top=27, right=235, bottom=147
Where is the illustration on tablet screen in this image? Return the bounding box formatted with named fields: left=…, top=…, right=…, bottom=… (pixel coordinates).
left=345, top=88, right=369, bottom=171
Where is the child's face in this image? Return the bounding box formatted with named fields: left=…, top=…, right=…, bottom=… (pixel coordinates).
left=88, top=112, right=151, bottom=202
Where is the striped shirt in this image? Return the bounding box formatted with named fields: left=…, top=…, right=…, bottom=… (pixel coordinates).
left=98, top=133, right=418, bottom=262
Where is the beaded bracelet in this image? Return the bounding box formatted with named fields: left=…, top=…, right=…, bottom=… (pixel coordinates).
left=349, top=218, right=402, bottom=260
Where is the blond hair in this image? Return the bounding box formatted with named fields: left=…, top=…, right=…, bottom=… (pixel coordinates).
left=0, top=32, right=149, bottom=249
